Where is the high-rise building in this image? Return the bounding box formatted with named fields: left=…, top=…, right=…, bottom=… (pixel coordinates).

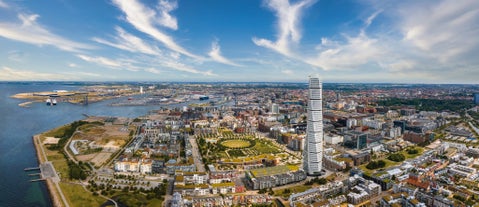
left=474, top=93, right=479, bottom=105
left=271, top=103, right=279, bottom=114
left=303, top=74, right=324, bottom=175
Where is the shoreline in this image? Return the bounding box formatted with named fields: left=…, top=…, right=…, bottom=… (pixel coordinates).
left=19, top=101, right=34, bottom=107
left=32, top=135, right=64, bottom=207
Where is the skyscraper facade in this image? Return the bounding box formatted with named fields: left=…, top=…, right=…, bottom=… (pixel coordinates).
left=303, top=74, right=324, bottom=175
left=474, top=93, right=479, bottom=105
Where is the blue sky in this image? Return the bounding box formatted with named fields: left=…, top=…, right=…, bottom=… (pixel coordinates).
left=0, top=0, right=478, bottom=83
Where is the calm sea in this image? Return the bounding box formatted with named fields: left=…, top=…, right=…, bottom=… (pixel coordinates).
left=0, top=82, right=173, bottom=207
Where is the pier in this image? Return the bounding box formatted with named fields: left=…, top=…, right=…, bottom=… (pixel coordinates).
left=24, top=162, right=60, bottom=183
left=30, top=179, right=46, bottom=182
left=24, top=167, right=40, bottom=171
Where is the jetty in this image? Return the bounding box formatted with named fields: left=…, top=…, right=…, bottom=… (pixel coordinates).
left=24, top=162, right=60, bottom=183
left=24, top=167, right=40, bottom=171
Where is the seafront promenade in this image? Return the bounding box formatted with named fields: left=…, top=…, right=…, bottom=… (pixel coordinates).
left=33, top=135, right=69, bottom=207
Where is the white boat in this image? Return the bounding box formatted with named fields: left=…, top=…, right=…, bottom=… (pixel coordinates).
left=52, top=98, right=57, bottom=105
left=46, top=98, right=52, bottom=106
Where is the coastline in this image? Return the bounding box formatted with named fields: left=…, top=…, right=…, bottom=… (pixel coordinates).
left=19, top=101, right=34, bottom=107
left=32, top=135, right=64, bottom=207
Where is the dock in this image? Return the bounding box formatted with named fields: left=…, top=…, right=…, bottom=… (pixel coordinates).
left=24, top=162, right=60, bottom=182
left=24, top=167, right=40, bottom=171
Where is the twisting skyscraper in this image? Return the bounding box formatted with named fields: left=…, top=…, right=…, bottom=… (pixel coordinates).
left=303, top=74, right=323, bottom=175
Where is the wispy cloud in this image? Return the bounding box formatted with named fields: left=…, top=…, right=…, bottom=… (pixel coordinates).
left=161, top=60, right=216, bottom=76
left=253, top=0, right=317, bottom=57
left=0, top=0, right=8, bottom=8
left=208, top=40, right=241, bottom=66
left=0, top=13, right=93, bottom=52
left=157, top=0, right=178, bottom=30
left=0, top=66, right=70, bottom=80
left=92, top=27, right=161, bottom=55
left=398, top=0, right=479, bottom=62
left=7, top=50, right=25, bottom=62
left=145, top=68, right=162, bottom=74
left=306, top=32, right=382, bottom=70
left=77, top=54, right=215, bottom=76
left=63, top=71, right=101, bottom=77
left=77, top=54, right=123, bottom=68
left=281, top=69, right=293, bottom=75
left=112, top=0, right=200, bottom=59
left=68, top=63, right=79, bottom=68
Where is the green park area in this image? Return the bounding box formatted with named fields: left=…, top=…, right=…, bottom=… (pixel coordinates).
left=220, top=139, right=253, bottom=148
left=360, top=147, right=425, bottom=176
left=196, top=131, right=284, bottom=165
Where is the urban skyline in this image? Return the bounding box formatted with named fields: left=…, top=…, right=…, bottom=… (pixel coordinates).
left=0, top=0, right=478, bottom=83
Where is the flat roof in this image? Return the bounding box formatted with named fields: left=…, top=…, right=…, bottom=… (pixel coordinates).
left=250, top=165, right=291, bottom=178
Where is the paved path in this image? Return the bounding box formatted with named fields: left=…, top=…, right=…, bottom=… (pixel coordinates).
left=189, top=135, right=206, bottom=172
left=35, top=135, right=70, bottom=207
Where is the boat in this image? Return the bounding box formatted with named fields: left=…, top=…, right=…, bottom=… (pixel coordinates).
left=46, top=98, right=51, bottom=106
left=52, top=98, right=57, bottom=105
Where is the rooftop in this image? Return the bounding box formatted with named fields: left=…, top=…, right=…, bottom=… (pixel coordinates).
left=250, top=165, right=292, bottom=178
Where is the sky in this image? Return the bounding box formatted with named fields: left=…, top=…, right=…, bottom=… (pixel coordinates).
left=0, top=0, right=478, bottom=83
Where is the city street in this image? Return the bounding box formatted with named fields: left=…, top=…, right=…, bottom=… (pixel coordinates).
left=189, top=135, right=206, bottom=172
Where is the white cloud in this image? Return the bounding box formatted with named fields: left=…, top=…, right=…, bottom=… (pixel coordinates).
left=0, top=0, right=8, bottom=8
left=112, top=0, right=200, bottom=59
left=63, top=71, right=101, bottom=77
left=77, top=54, right=215, bottom=76
left=77, top=54, right=123, bottom=68
left=157, top=0, right=178, bottom=30
left=307, top=32, right=382, bottom=70
left=0, top=66, right=70, bottom=80
left=251, top=0, right=479, bottom=83
left=68, top=63, right=79, bottom=68
left=162, top=60, right=216, bottom=76
left=145, top=68, right=161, bottom=74
left=281, top=69, right=293, bottom=75
left=93, top=27, right=161, bottom=55
left=0, top=13, right=93, bottom=52
left=398, top=0, right=479, bottom=62
left=208, top=40, right=241, bottom=67
left=253, top=0, right=317, bottom=57
left=7, top=50, right=25, bottom=62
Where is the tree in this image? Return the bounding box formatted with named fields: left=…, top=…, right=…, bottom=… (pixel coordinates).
left=388, top=153, right=405, bottom=162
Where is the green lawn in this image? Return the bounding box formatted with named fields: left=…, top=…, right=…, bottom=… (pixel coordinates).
left=60, top=182, right=106, bottom=207
left=402, top=147, right=425, bottom=159
left=253, top=140, right=281, bottom=154
left=221, top=139, right=251, bottom=148
left=274, top=185, right=311, bottom=198
left=146, top=198, right=164, bottom=207
left=359, top=159, right=400, bottom=176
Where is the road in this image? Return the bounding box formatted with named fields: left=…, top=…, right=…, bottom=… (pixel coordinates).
left=189, top=135, right=206, bottom=172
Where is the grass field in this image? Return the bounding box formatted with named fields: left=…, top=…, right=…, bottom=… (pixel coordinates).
left=274, top=185, right=311, bottom=198
left=146, top=199, right=163, bottom=207
left=402, top=147, right=424, bottom=159
left=253, top=140, right=281, bottom=154
left=45, top=148, right=70, bottom=180
left=43, top=125, right=69, bottom=138
left=60, top=183, right=106, bottom=207
left=359, top=159, right=399, bottom=176
left=221, top=140, right=251, bottom=148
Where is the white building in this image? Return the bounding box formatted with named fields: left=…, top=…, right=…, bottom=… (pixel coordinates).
left=271, top=103, right=279, bottom=114
left=324, top=134, right=344, bottom=145
left=303, top=74, right=324, bottom=175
